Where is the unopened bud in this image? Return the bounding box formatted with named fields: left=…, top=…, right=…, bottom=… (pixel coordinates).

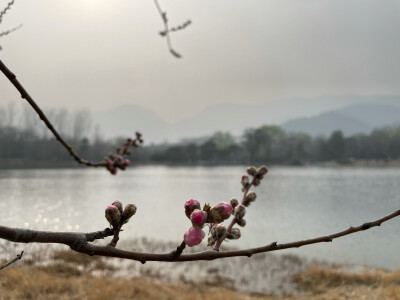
left=257, top=165, right=268, bottom=176
left=184, top=199, right=201, bottom=218
left=227, top=228, right=241, bottom=240
left=230, top=198, right=239, bottom=210
left=234, top=205, right=246, bottom=219
left=246, top=166, right=257, bottom=176
left=122, top=204, right=137, bottom=224
left=184, top=227, right=205, bottom=247
left=244, top=192, right=257, bottom=206
left=241, top=174, right=250, bottom=188
left=105, top=205, right=121, bottom=227
left=190, top=209, right=207, bottom=228
left=237, top=218, right=246, bottom=227
left=253, top=178, right=261, bottom=186
left=124, top=159, right=131, bottom=166
left=112, top=200, right=123, bottom=213
left=208, top=202, right=233, bottom=223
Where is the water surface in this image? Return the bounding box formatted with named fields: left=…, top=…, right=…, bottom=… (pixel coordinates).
left=1, top=166, right=399, bottom=269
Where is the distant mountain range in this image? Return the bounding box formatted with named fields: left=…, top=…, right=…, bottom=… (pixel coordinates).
left=93, top=95, right=400, bottom=143
left=282, top=104, right=400, bottom=136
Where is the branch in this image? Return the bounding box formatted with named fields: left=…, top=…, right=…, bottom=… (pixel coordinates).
left=0, top=59, right=142, bottom=172
left=0, top=251, right=23, bottom=270
left=154, top=0, right=190, bottom=58
left=0, top=24, right=22, bottom=38
left=1, top=209, right=398, bottom=263
left=0, top=0, right=15, bottom=24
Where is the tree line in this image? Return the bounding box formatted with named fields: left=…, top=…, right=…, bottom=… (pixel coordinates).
left=1, top=107, right=400, bottom=167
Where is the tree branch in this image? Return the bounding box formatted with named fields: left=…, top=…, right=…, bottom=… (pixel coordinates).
left=0, top=0, right=15, bottom=24
left=154, top=0, right=190, bottom=58
left=1, top=209, right=398, bottom=263
left=0, top=59, right=142, bottom=172
left=0, top=251, right=23, bottom=270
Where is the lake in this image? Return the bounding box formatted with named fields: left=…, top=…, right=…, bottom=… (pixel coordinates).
left=0, top=166, right=399, bottom=269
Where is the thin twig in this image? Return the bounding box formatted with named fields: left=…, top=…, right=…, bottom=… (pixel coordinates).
left=1, top=209, right=398, bottom=263
left=213, top=176, right=257, bottom=251
left=153, top=0, right=190, bottom=58
left=0, top=0, right=15, bottom=24
left=0, top=251, right=23, bottom=270
left=0, top=24, right=21, bottom=38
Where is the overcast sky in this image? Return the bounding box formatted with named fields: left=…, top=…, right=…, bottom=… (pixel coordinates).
left=0, top=0, right=399, bottom=122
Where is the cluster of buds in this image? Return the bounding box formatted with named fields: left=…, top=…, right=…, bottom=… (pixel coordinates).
left=243, top=165, right=268, bottom=189
left=183, top=199, right=233, bottom=247
left=105, top=200, right=137, bottom=228
left=104, top=132, right=143, bottom=175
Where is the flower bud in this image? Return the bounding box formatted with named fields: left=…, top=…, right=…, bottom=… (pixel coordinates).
left=208, top=202, right=233, bottom=223
left=105, top=205, right=121, bottom=227
left=229, top=198, right=239, bottom=210
left=214, top=224, right=227, bottom=238
left=184, top=199, right=201, bottom=218
left=257, top=165, right=268, bottom=176
left=246, top=166, right=257, bottom=176
left=124, top=159, right=131, bottom=166
left=227, top=228, right=241, bottom=240
left=121, top=204, right=137, bottom=224
left=244, top=191, right=257, bottom=207
left=234, top=205, right=246, bottom=219
left=190, top=209, right=207, bottom=228
left=110, top=168, right=117, bottom=175
left=183, top=227, right=205, bottom=247
left=112, top=200, right=123, bottom=213
left=241, top=174, right=250, bottom=188
left=237, top=218, right=246, bottom=227
left=253, top=178, right=261, bottom=186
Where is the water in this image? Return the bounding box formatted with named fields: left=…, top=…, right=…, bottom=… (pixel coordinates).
left=0, top=166, right=399, bottom=269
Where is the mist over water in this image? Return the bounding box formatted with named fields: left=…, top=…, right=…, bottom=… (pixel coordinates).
left=1, top=166, right=399, bottom=269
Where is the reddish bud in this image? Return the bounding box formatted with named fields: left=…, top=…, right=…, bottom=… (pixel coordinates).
left=105, top=205, right=121, bottom=227
left=184, top=199, right=201, bottom=218
left=112, top=200, right=123, bottom=213
left=190, top=209, right=207, bottom=228
left=184, top=227, right=205, bottom=247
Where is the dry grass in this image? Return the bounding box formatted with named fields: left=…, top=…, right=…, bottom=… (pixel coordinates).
left=292, top=264, right=400, bottom=299
left=2, top=248, right=400, bottom=300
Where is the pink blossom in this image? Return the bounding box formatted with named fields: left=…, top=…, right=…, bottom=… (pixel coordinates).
left=183, top=227, right=205, bottom=247
left=190, top=209, right=207, bottom=228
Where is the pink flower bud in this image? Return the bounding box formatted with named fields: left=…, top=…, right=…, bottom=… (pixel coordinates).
left=184, top=199, right=201, bottom=218
left=122, top=204, right=137, bottom=224
left=183, top=227, right=205, bottom=247
left=190, top=209, right=207, bottom=228
left=208, top=202, right=233, bottom=223
left=111, top=169, right=117, bottom=175
left=124, top=159, right=131, bottom=166
left=112, top=200, right=123, bottom=213
left=105, top=205, right=121, bottom=227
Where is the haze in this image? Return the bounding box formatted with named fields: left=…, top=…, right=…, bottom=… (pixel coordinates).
left=0, top=0, right=399, bottom=123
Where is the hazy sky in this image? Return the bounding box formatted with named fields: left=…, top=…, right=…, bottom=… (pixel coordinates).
left=0, top=0, right=399, bottom=122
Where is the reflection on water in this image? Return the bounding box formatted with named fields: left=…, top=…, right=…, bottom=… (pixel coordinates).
left=0, top=166, right=399, bottom=269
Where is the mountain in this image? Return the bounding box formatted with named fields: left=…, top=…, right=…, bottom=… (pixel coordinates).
left=282, top=104, right=400, bottom=136
left=93, top=95, right=400, bottom=143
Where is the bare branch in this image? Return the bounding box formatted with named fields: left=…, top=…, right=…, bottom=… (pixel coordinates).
left=1, top=209, right=398, bottom=263
left=0, top=59, right=142, bottom=173
left=0, top=251, right=23, bottom=270
left=0, top=24, right=21, bottom=38
left=0, top=0, right=15, bottom=24
left=154, top=0, right=190, bottom=58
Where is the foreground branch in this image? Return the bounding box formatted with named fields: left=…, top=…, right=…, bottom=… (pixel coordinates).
left=0, top=251, right=23, bottom=270
left=1, top=209, right=398, bottom=264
